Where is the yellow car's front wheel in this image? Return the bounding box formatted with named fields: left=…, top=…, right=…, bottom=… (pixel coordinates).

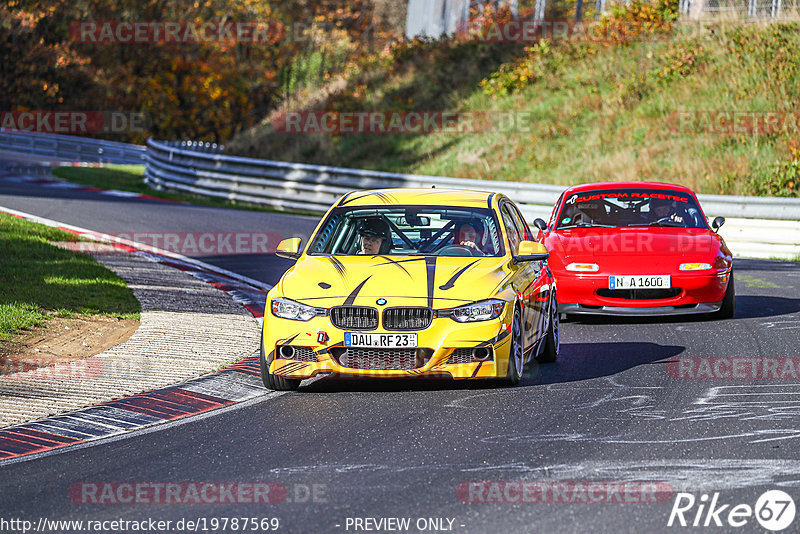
left=504, top=307, right=524, bottom=386
left=260, top=333, right=301, bottom=391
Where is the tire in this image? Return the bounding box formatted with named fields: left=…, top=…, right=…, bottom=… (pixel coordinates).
left=536, top=293, right=559, bottom=363
left=260, top=333, right=301, bottom=391
left=504, top=307, right=524, bottom=386
left=713, top=271, right=735, bottom=320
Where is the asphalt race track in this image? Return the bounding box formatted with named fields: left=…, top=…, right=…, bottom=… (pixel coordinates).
left=2, top=158, right=800, bottom=533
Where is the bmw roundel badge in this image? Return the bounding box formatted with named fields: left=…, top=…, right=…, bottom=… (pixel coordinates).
left=376, top=298, right=387, bottom=306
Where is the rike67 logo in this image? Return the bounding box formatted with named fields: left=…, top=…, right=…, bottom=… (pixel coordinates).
left=668, top=490, right=796, bottom=531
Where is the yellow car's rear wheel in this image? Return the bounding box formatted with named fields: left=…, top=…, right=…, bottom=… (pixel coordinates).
left=536, top=291, right=559, bottom=363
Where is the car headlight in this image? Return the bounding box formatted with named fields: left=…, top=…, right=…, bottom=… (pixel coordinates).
left=566, top=262, right=599, bottom=272
left=271, top=298, right=324, bottom=321
left=679, top=263, right=712, bottom=271
left=440, top=299, right=505, bottom=323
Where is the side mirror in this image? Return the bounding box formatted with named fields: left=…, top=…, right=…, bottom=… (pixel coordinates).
left=513, top=240, right=549, bottom=264
left=533, top=218, right=548, bottom=231
left=276, top=238, right=302, bottom=259
left=712, top=216, right=726, bottom=231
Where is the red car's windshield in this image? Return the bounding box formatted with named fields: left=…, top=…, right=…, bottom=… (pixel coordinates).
left=556, top=189, right=708, bottom=229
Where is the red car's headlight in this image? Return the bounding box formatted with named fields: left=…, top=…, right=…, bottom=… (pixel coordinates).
left=565, top=262, right=599, bottom=272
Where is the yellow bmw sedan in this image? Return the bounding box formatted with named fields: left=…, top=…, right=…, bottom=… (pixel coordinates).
left=261, top=188, right=559, bottom=390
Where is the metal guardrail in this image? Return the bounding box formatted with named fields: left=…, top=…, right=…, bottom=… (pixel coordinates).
left=0, top=131, right=796, bottom=258
left=2, top=130, right=800, bottom=221
left=0, top=129, right=145, bottom=165
left=145, top=138, right=563, bottom=219
left=145, top=138, right=800, bottom=221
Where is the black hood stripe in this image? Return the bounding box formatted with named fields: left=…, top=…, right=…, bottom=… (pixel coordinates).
left=375, top=257, right=413, bottom=277
left=343, top=276, right=372, bottom=306
left=425, top=256, right=437, bottom=309
left=328, top=257, right=347, bottom=281
left=439, top=260, right=479, bottom=291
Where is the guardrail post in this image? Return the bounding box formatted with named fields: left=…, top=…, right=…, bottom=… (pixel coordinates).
left=533, top=0, right=546, bottom=24
left=772, top=0, right=781, bottom=18
left=595, top=0, right=606, bottom=20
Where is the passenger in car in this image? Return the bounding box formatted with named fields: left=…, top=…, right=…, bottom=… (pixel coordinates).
left=455, top=221, right=485, bottom=255
left=649, top=198, right=686, bottom=224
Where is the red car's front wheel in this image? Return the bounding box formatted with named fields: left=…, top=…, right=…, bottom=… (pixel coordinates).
left=713, top=271, right=735, bottom=319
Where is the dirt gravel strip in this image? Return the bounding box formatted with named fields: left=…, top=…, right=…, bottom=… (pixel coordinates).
left=0, top=250, right=261, bottom=427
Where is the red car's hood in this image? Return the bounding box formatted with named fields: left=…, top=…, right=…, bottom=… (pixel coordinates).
left=546, top=227, right=717, bottom=266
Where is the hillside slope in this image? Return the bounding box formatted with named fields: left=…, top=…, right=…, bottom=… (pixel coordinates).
left=227, top=2, right=800, bottom=196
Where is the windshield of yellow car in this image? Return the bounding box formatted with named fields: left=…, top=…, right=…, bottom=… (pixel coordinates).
left=307, top=206, right=506, bottom=257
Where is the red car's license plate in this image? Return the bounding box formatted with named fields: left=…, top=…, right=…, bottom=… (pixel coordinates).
left=609, top=275, right=671, bottom=290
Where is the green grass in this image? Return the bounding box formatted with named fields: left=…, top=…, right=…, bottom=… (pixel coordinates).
left=51, top=165, right=315, bottom=215
left=227, top=14, right=800, bottom=197
left=0, top=213, right=140, bottom=340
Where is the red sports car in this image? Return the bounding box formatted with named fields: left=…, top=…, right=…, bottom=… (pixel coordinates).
left=534, top=182, right=734, bottom=318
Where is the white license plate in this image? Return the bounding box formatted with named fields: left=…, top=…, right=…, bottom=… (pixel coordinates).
left=609, top=275, right=671, bottom=290
left=344, top=332, right=418, bottom=348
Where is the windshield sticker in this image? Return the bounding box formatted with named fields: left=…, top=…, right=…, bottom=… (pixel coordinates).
left=570, top=192, right=690, bottom=204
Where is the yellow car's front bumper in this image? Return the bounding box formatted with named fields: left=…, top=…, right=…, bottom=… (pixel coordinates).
left=264, top=313, right=513, bottom=380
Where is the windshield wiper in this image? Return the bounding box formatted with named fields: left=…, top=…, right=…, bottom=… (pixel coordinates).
left=559, top=223, right=615, bottom=229
left=634, top=221, right=686, bottom=227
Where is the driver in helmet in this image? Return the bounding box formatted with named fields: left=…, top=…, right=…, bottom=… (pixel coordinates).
left=649, top=198, right=684, bottom=224
left=357, top=218, right=391, bottom=255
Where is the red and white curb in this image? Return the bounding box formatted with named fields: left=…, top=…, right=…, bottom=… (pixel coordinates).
left=1, top=171, right=180, bottom=203
left=0, top=204, right=281, bottom=464
left=0, top=359, right=271, bottom=463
